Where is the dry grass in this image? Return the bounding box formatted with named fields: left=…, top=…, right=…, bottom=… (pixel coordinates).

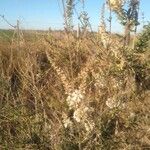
left=0, top=28, right=150, bottom=150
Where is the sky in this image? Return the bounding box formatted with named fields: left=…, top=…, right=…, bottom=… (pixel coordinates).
left=0, top=0, right=150, bottom=32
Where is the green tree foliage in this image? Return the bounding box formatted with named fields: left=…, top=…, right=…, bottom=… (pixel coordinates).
left=107, top=0, right=140, bottom=45
left=129, top=23, right=150, bottom=92
left=136, top=23, right=150, bottom=52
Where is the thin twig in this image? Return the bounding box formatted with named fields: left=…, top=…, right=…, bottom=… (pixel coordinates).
left=0, top=15, right=16, bottom=28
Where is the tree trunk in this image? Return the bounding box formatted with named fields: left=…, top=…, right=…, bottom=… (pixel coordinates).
left=124, top=21, right=131, bottom=46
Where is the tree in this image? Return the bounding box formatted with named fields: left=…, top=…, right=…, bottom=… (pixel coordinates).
left=61, top=0, right=74, bottom=31
left=107, top=0, right=140, bottom=46
left=66, top=0, right=74, bottom=31
left=61, top=0, right=86, bottom=31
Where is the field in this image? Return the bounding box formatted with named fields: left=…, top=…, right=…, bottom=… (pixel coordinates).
left=0, top=0, right=150, bottom=149
left=0, top=24, right=150, bottom=149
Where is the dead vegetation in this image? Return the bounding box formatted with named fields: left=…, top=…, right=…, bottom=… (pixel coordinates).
left=0, top=0, right=150, bottom=149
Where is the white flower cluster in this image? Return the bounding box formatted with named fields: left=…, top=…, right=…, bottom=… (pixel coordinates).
left=73, top=106, right=89, bottom=123
left=64, top=89, right=95, bottom=132
left=73, top=106, right=95, bottom=132
left=94, top=74, right=106, bottom=89
left=66, top=89, right=84, bottom=109
left=84, top=121, right=95, bottom=132
left=106, top=97, right=125, bottom=109
left=108, top=0, right=125, bottom=11
left=111, top=78, right=123, bottom=89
